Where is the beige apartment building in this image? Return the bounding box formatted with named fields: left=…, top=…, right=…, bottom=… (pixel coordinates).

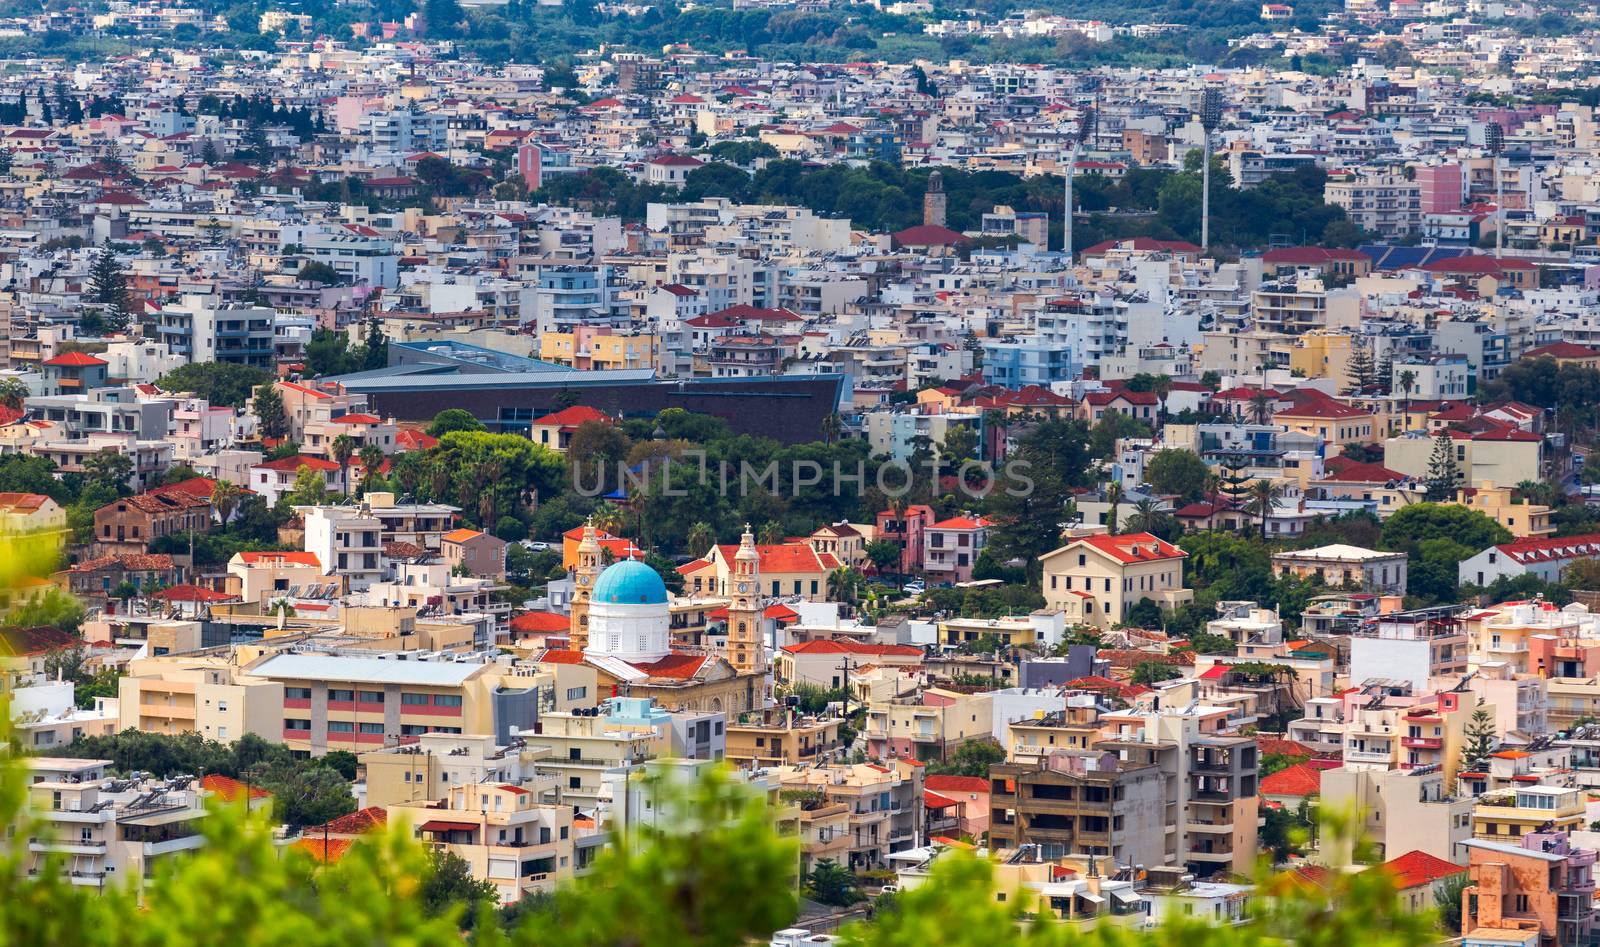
left=864, top=688, right=993, bottom=763
left=1040, top=532, right=1192, bottom=628
left=361, top=732, right=558, bottom=809
left=117, top=654, right=284, bottom=742
left=1384, top=429, right=1542, bottom=490
left=768, top=761, right=924, bottom=871
left=725, top=710, right=846, bottom=768
left=393, top=782, right=577, bottom=904
left=1321, top=765, right=1475, bottom=864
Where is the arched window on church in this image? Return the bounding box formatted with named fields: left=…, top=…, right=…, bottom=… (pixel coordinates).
left=737, top=622, right=747, bottom=634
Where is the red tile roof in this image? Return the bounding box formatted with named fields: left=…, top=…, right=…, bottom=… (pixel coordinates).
left=44, top=351, right=108, bottom=367
left=781, top=640, right=923, bottom=657
left=532, top=405, right=611, bottom=430
left=1490, top=533, right=1600, bottom=565
left=630, top=653, right=709, bottom=679
left=1260, top=762, right=1323, bottom=798
left=892, top=224, right=968, bottom=246
left=254, top=455, right=341, bottom=472
left=1525, top=342, right=1600, bottom=360
left=1378, top=850, right=1466, bottom=889
left=203, top=774, right=271, bottom=802
left=925, top=775, right=989, bottom=794
left=1072, top=532, right=1186, bottom=564
left=509, top=611, right=568, bottom=634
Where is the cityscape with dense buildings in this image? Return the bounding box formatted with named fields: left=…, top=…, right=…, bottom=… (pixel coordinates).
left=11, top=0, right=1600, bottom=941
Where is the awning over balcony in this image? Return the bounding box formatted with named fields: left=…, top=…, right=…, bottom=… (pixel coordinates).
left=420, top=820, right=476, bottom=833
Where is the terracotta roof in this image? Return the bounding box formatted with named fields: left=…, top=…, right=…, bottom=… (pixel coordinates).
left=535, top=649, right=588, bottom=664
left=1490, top=532, right=1600, bottom=565
left=254, top=455, right=341, bottom=473
left=0, top=626, right=77, bottom=657
left=781, top=640, right=922, bottom=657
left=1067, top=532, right=1185, bottom=564
left=1260, top=762, right=1323, bottom=798
left=1378, top=850, right=1466, bottom=889
left=150, top=584, right=238, bottom=603
left=510, top=611, right=568, bottom=634
left=924, top=775, right=989, bottom=794
left=892, top=224, right=968, bottom=246
left=532, top=405, right=611, bottom=430
left=630, top=653, right=709, bottom=679
left=237, top=551, right=321, bottom=567
left=313, top=806, right=388, bottom=836
left=712, top=542, right=839, bottom=573
left=1525, top=342, right=1600, bottom=360
left=202, top=774, right=271, bottom=802
left=43, top=351, right=108, bottom=367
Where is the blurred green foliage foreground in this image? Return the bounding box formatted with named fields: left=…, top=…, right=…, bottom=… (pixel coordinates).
left=0, top=742, right=1446, bottom=947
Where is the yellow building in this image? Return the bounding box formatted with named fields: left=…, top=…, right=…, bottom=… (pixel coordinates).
left=1039, top=532, right=1192, bottom=628
left=1006, top=705, right=1106, bottom=763
left=1287, top=331, right=1355, bottom=385
left=1455, top=482, right=1554, bottom=538
left=725, top=710, right=846, bottom=767
left=1471, top=785, right=1585, bottom=841
left=538, top=331, right=660, bottom=370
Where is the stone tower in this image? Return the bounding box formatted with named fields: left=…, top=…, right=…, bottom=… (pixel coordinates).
left=923, top=170, right=947, bottom=228
left=570, top=518, right=602, bottom=651
left=726, top=523, right=766, bottom=675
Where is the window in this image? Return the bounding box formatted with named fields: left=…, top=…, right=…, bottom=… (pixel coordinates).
left=401, top=692, right=431, bottom=705
left=285, top=687, right=312, bottom=700
left=284, top=719, right=311, bottom=730
left=359, top=691, right=384, bottom=703
left=328, top=689, right=355, bottom=702
left=433, top=695, right=463, bottom=707
left=359, top=723, right=384, bottom=734
left=401, top=724, right=429, bottom=736
left=565, top=687, right=587, bottom=701
left=327, top=721, right=355, bottom=733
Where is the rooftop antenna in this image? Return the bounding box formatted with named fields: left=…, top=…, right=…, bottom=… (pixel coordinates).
left=1198, top=88, right=1224, bottom=254
left=1485, top=121, right=1505, bottom=260
left=1063, top=104, right=1095, bottom=262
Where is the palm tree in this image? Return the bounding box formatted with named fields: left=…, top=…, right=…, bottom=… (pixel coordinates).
left=1397, top=369, right=1417, bottom=424
left=330, top=434, right=356, bottom=495
left=827, top=566, right=864, bottom=607
left=358, top=443, right=385, bottom=490
left=593, top=501, right=625, bottom=536
left=210, top=479, right=242, bottom=524
left=1151, top=376, right=1173, bottom=432
left=686, top=521, right=715, bottom=557
left=1105, top=481, right=1123, bottom=534
left=1126, top=498, right=1168, bottom=537
left=1250, top=391, right=1271, bottom=426
left=1246, top=479, right=1285, bottom=540
left=758, top=520, right=785, bottom=545
left=819, top=411, right=842, bottom=445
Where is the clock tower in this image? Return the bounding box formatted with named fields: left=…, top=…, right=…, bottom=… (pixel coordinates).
left=570, top=518, right=602, bottom=651
left=726, top=523, right=766, bottom=676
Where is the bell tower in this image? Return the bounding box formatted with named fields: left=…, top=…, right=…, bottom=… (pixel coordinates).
left=570, top=518, right=601, bottom=651
left=726, top=523, right=766, bottom=675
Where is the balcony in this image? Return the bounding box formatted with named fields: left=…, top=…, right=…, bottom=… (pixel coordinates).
left=1402, top=736, right=1443, bottom=750
left=139, top=703, right=196, bottom=720
left=144, top=835, right=204, bottom=857
left=1185, top=820, right=1235, bottom=834
left=29, top=839, right=107, bottom=855
left=1344, top=747, right=1393, bottom=763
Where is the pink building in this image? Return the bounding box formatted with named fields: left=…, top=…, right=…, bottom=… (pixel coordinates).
left=875, top=504, right=937, bottom=575
left=1417, top=164, right=1465, bottom=214
left=517, top=143, right=543, bottom=190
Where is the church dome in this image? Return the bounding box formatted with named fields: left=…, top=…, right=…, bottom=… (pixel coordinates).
left=592, top=560, right=668, bottom=606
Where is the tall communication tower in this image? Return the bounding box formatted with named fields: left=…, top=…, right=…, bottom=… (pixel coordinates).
left=1199, top=88, right=1223, bottom=254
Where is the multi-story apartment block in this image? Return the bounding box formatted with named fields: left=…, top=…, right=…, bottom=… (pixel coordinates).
left=987, top=753, right=1168, bottom=868
left=156, top=295, right=275, bottom=370
left=768, top=761, right=923, bottom=871
left=22, top=758, right=208, bottom=892
left=1349, top=607, right=1471, bottom=691
left=1461, top=832, right=1597, bottom=947
left=396, top=781, right=576, bottom=904
left=864, top=688, right=993, bottom=763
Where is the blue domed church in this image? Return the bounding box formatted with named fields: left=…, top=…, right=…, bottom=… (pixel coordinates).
left=562, top=521, right=768, bottom=714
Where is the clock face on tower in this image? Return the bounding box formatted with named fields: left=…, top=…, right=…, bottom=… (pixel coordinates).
left=578, top=575, right=590, bottom=586
left=738, top=582, right=750, bottom=593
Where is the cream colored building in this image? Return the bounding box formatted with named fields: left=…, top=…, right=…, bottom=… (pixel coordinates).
left=1039, top=532, right=1192, bottom=628
left=393, top=781, right=577, bottom=904
left=1472, top=785, right=1585, bottom=842
left=117, top=655, right=285, bottom=743
left=1384, top=429, right=1542, bottom=490
left=227, top=550, right=329, bottom=605
left=1320, top=765, right=1474, bottom=864
left=863, top=688, right=992, bottom=762
left=361, top=732, right=559, bottom=809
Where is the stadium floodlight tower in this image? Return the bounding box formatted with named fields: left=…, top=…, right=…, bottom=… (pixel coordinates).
left=1485, top=120, right=1505, bottom=259
left=1063, top=105, right=1095, bottom=262
left=1198, top=87, right=1223, bottom=254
